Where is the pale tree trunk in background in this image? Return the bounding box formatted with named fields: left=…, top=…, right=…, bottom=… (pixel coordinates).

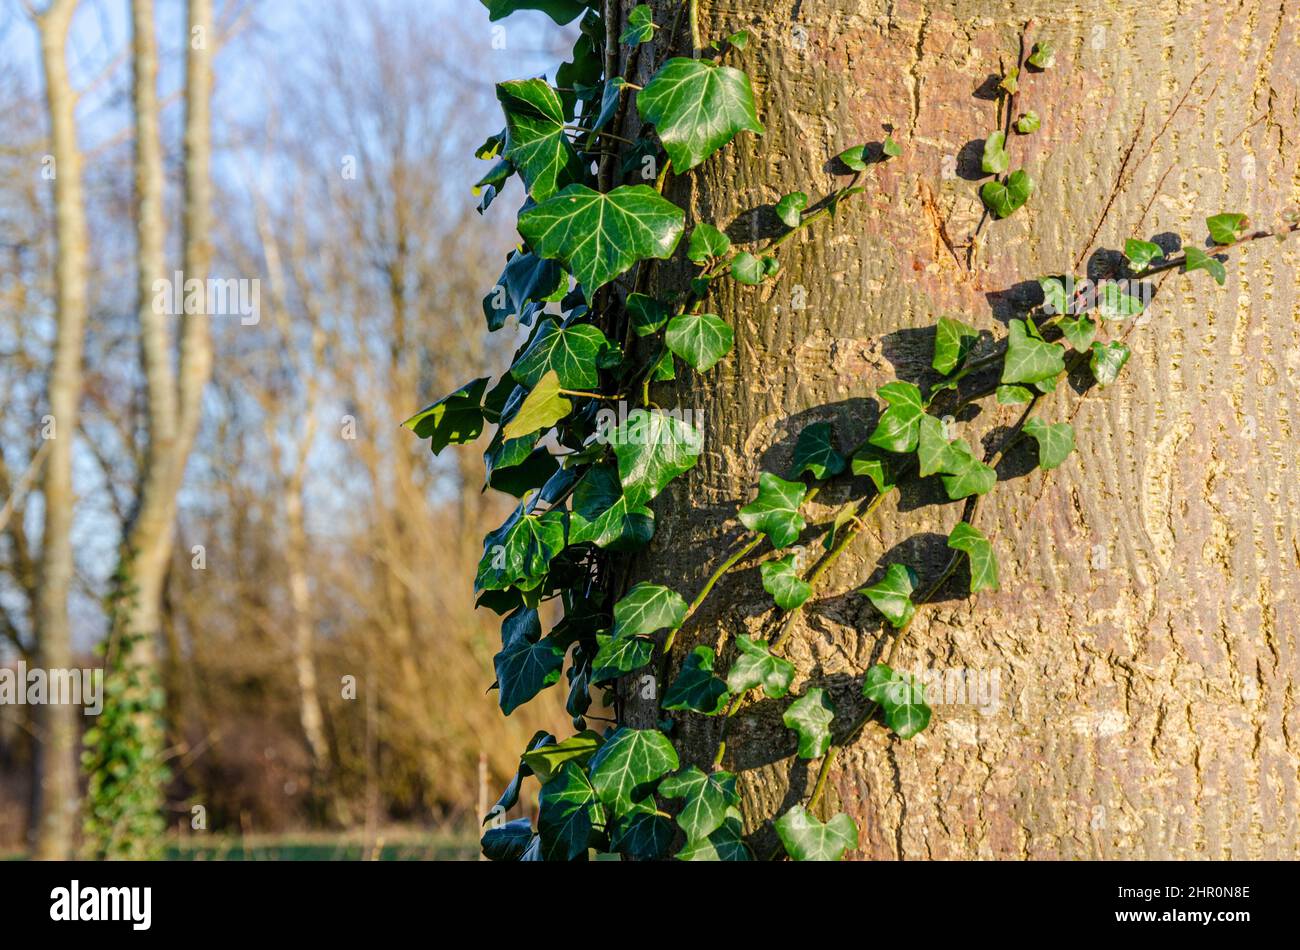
left=631, top=0, right=1300, bottom=858
left=31, top=0, right=87, bottom=862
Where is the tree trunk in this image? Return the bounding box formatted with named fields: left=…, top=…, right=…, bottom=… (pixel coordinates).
left=634, top=0, right=1300, bottom=859
left=31, top=0, right=87, bottom=862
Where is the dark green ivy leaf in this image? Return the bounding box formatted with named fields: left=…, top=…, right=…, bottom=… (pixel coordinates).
left=939, top=439, right=997, bottom=500
left=783, top=687, right=835, bottom=759
left=1096, top=283, right=1144, bottom=321
left=659, top=766, right=739, bottom=842
left=591, top=633, right=655, bottom=682
left=1022, top=417, right=1075, bottom=470
left=858, top=563, right=917, bottom=628
left=519, top=184, right=686, bottom=291
left=612, top=582, right=688, bottom=638
left=627, top=292, right=671, bottom=335
left=665, top=313, right=734, bottom=372
left=663, top=646, right=730, bottom=714
left=497, top=79, right=585, bottom=201
left=791, top=421, right=846, bottom=479
left=538, top=762, right=603, bottom=860
left=493, top=614, right=567, bottom=714
left=511, top=319, right=616, bottom=389
left=947, top=521, right=999, bottom=593
left=619, top=4, right=656, bottom=45
left=980, top=168, right=1034, bottom=218
left=850, top=445, right=899, bottom=493
left=836, top=144, right=868, bottom=171
left=760, top=554, right=813, bottom=610
left=479, top=0, right=588, bottom=24
left=475, top=504, right=568, bottom=592
left=609, top=408, right=704, bottom=507
left=609, top=798, right=673, bottom=859
left=485, top=729, right=553, bottom=823
left=1089, top=340, right=1130, bottom=387
left=738, top=472, right=808, bottom=548
left=403, top=377, right=489, bottom=455
left=675, top=806, right=751, bottom=861
left=776, top=191, right=808, bottom=228
left=481, top=818, right=536, bottom=861
left=636, top=57, right=765, bottom=172
left=725, top=635, right=795, bottom=698
left=775, top=805, right=858, bottom=861
left=588, top=727, right=680, bottom=817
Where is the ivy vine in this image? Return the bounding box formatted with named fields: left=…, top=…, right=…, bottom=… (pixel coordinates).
left=409, top=1, right=1299, bottom=861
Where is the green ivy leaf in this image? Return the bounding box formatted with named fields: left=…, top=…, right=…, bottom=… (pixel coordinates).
left=783, top=687, right=835, bottom=758
left=760, top=554, right=812, bottom=610
left=836, top=144, right=868, bottom=171
left=947, top=521, right=999, bottom=593
left=1206, top=212, right=1246, bottom=245
left=519, top=184, right=685, bottom=291
left=403, top=377, right=489, bottom=455
left=591, top=633, right=655, bottom=682
left=521, top=729, right=603, bottom=782
left=868, top=380, right=924, bottom=453
left=1096, top=283, right=1144, bottom=321
left=493, top=610, right=567, bottom=714
left=932, top=316, right=979, bottom=375
left=775, top=805, right=858, bottom=861
left=862, top=664, right=931, bottom=738
left=627, top=293, right=671, bottom=336
left=475, top=506, right=568, bottom=591
left=916, top=415, right=964, bottom=478
left=790, top=421, right=846, bottom=479
left=738, top=472, right=808, bottom=548
left=1015, top=111, right=1040, bottom=134
left=687, top=222, right=731, bottom=262
left=858, top=563, right=917, bottom=628
left=675, top=806, right=751, bottom=861
left=613, top=582, right=688, bottom=638
left=883, top=134, right=902, bottom=157
left=479, top=0, right=587, bottom=24
left=637, top=58, right=765, bottom=171
left=511, top=319, right=616, bottom=389
left=610, top=408, right=704, bottom=507
left=1124, top=238, right=1163, bottom=271
left=663, top=645, right=730, bottom=714
left=1089, top=340, right=1131, bottom=387
left=996, top=384, right=1034, bottom=405
left=608, top=798, right=673, bottom=860
left=500, top=370, right=572, bottom=441
left=1002, top=319, right=1065, bottom=384
left=939, top=439, right=997, bottom=499
left=1184, top=246, right=1226, bottom=285
left=481, top=818, right=535, bottom=861
left=619, top=4, right=657, bottom=45
left=981, top=130, right=1009, bottom=175
left=484, top=250, right=566, bottom=330
left=730, top=251, right=764, bottom=285
left=665, top=313, right=734, bottom=372
left=497, top=79, right=585, bottom=202
left=659, top=766, right=739, bottom=841
left=570, top=465, right=655, bottom=550
left=538, top=762, right=603, bottom=860
left=776, top=191, right=808, bottom=228
left=1058, top=314, right=1097, bottom=351
left=980, top=169, right=1034, bottom=218
left=998, top=68, right=1019, bottom=95
left=1027, top=40, right=1055, bottom=68
left=725, top=635, right=795, bottom=698
left=1038, top=276, right=1069, bottom=315
left=588, top=727, right=680, bottom=817
left=1022, top=417, right=1075, bottom=470
left=486, top=730, right=554, bottom=821
left=850, top=446, right=898, bottom=493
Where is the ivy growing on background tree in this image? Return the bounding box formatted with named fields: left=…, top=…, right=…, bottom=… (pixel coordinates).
left=407, top=1, right=1299, bottom=860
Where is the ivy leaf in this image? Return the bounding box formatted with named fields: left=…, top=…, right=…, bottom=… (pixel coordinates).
left=868, top=380, right=924, bottom=453
left=947, top=522, right=999, bottom=593
left=663, top=646, right=730, bottom=715
left=731, top=251, right=764, bottom=285
left=612, top=582, right=688, bottom=638
left=759, top=554, right=812, bottom=610
left=659, top=766, right=739, bottom=841
left=1184, top=246, right=1226, bottom=285
left=790, top=421, right=846, bottom=479
left=783, top=687, right=835, bottom=759
left=675, top=806, right=751, bottom=861
left=836, top=144, right=868, bottom=171
left=980, top=169, right=1034, bottom=218
left=1038, top=276, right=1069, bottom=315
left=403, top=376, right=489, bottom=455
left=627, top=293, right=671, bottom=336
left=775, top=805, right=858, bottom=861
left=479, top=0, right=587, bottom=24
left=500, top=370, right=572, bottom=441
left=688, top=222, right=731, bottom=262
left=1001, top=319, right=1065, bottom=384
left=569, top=465, right=655, bottom=550
left=1022, top=417, right=1075, bottom=470
left=636, top=57, right=764, bottom=172
left=475, top=506, right=568, bottom=592
left=1089, top=340, right=1131, bottom=387
left=1058, top=314, right=1097, bottom=351
left=981, top=130, right=1009, bottom=175
left=497, top=79, right=585, bottom=202
left=511, top=319, right=615, bottom=389
left=916, top=415, right=963, bottom=478
left=850, top=446, right=898, bottom=493
left=481, top=818, right=536, bottom=861
left=1124, top=238, right=1163, bottom=271
left=776, top=191, right=808, bottom=228
left=858, top=563, right=917, bottom=628
left=998, top=68, right=1019, bottom=95
left=619, top=4, right=656, bottom=45
left=522, top=730, right=603, bottom=782
left=862, top=664, right=931, bottom=739
left=487, top=445, right=560, bottom=499
left=483, top=250, right=565, bottom=331
left=1027, top=40, right=1055, bottom=68
left=493, top=621, right=567, bottom=714
left=665, top=313, right=734, bottom=372
left=996, top=384, right=1034, bottom=405
left=939, top=439, right=997, bottom=499
left=537, top=762, right=603, bottom=860
left=725, top=635, right=795, bottom=698
left=1015, top=111, right=1040, bottom=134
left=591, top=633, right=655, bottom=682
left=882, top=134, right=902, bottom=157
left=486, top=729, right=554, bottom=822
left=519, top=184, right=685, bottom=291
left=609, top=799, right=674, bottom=860
left=932, top=316, right=978, bottom=375
left=610, top=408, right=704, bottom=507
left=588, top=727, right=680, bottom=817
left=738, top=472, right=808, bottom=548
left=1096, top=283, right=1144, bottom=321
left=1207, top=212, right=1246, bottom=245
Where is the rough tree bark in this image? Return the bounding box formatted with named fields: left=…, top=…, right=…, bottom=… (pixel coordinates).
left=31, top=0, right=87, bottom=862
left=631, top=0, right=1300, bottom=858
